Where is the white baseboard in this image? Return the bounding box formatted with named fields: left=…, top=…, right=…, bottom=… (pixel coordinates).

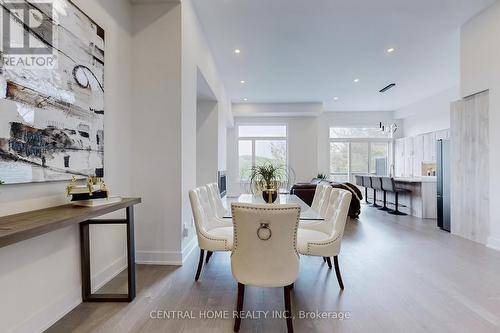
left=11, top=249, right=191, bottom=332
left=132, top=237, right=198, bottom=266
left=11, top=255, right=129, bottom=333
left=91, top=255, right=128, bottom=293
left=487, top=236, right=500, bottom=251
left=136, top=250, right=183, bottom=265
left=11, top=256, right=127, bottom=333
left=181, top=237, right=198, bottom=263
left=11, top=287, right=81, bottom=333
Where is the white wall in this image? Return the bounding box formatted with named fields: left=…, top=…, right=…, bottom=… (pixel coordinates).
left=131, top=3, right=183, bottom=265
left=181, top=0, right=232, bottom=254
left=0, top=0, right=134, bottom=331
left=461, top=1, right=500, bottom=251
left=395, top=87, right=459, bottom=137
left=197, top=101, right=219, bottom=187
left=233, top=103, right=323, bottom=117
left=0, top=1, right=232, bottom=330
left=227, top=115, right=318, bottom=196
left=129, top=0, right=232, bottom=264
left=227, top=106, right=397, bottom=195
left=316, top=111, right=398, bottom=174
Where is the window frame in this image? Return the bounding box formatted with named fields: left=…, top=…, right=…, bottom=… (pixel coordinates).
left=329, top=127, right=391, bottom=182
left=237, top=124, right=289, bottom=181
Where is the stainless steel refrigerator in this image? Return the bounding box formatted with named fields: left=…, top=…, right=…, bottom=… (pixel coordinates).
left=437, top=139, right=451, bottom=232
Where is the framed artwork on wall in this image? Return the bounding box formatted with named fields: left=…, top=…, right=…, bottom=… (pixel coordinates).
left=0, top=0, right=105, bottom=184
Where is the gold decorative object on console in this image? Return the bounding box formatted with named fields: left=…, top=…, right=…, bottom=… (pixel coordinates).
left=66, top=176, right=78, bottom=196
left=66, top=176, right=109, bottom=201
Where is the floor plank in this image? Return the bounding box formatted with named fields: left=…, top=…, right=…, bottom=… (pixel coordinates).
left=46, top=205, right=500, bottom=333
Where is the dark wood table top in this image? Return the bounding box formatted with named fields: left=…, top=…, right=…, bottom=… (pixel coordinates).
left=0, top=197, right=141, bottom=249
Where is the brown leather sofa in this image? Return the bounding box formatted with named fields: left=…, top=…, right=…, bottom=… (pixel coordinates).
left=290, top=178, right=363, bottom=218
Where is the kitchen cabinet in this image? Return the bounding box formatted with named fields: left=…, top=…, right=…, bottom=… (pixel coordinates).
left=395, top=138, right=405, bottom=177
left=394, top=129, right=449, bottom=178
left=423, top=132, right=437, bottom=162
left=404, top=136, right=414, bottom=177
left=435, top=129, right=450, bottom=140
left=413, top=135, right=424, bottom=177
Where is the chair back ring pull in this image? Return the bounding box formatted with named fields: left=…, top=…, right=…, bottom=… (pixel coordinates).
left=257, top=223, right=272, bottom=241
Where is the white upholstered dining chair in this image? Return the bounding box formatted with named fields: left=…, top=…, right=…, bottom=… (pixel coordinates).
left=189, top=186, right=233, bottom=281
left=297, top=188, right=352, bottom=290
left=207, top=182, right=228, bottom=218
left=310, top=184, right=326, bottom=211
left=231, top=203, right=301, bottom=333
left=310, top=184, right=332, bottom=218
left=318, top=185, right=332, bottom=218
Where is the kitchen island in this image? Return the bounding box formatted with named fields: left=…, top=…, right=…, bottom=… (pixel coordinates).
left=393, top=177, right=437, bottom=218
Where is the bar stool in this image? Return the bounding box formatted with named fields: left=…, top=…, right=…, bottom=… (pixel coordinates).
left=369, top=176, right=381, bottom=208
left=362, top=176, right=371, bottom=204
left=354, top=175, right=365, bottom=204
left=381, top=177, right=411, bottom=216
left=354, top=175, right=363, bottom=187
left=377, top=177, right=391, bottom=211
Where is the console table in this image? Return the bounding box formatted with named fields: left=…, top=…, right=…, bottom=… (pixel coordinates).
left=0, top=197, right=142, bottom=302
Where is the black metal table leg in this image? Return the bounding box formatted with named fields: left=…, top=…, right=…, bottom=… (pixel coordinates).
left=80, top=205, right=136, bottom=302
left=80, top=223, right=91, bottom=299
left=126, top=206, right=136, bottom=301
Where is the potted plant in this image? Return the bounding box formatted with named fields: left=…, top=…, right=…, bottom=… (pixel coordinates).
left=249, top=163, right=286, bottom=203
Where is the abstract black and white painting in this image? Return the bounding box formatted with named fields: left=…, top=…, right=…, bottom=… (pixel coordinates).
left=0, top=0, right=104, bottom=184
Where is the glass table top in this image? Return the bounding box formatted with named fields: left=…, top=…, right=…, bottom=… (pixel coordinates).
left=222, top=194, right=323, bottom=221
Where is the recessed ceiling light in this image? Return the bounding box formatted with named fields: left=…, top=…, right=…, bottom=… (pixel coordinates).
left=387, top=47, right=396, bottom=53
left=333, top=97, right=339, bottom=101
left=243, top=98, right=248, bottom=101
left=354, top=78, right=360, bottom=83
left=234, top=49, right=241, bottom=54
left=240, top=80, right=246, bottom=84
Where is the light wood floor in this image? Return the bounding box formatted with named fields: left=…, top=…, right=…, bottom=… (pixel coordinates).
left=46, top=205, right=500, bottom=333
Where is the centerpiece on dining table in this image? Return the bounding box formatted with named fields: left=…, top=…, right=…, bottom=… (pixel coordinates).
left=248, top=162, right=289, bottom=204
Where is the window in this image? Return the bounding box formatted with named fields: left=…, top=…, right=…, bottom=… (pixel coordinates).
left=330, top=142, right=348, bottom=182
left=238, top=125, right=287, bottom=180
left=238, top=140, right=252, bottom=180
left=329, top=127, right=390, bottom=182
left=350, top=142, right=369, bottom=174
left=370, top=142, right=389, bottom=174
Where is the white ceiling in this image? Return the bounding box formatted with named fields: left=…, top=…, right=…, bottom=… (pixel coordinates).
left=192, top=0, right=496, bottom=111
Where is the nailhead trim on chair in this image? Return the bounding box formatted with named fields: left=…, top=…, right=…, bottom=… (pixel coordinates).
left=302, top=189, right=351, bottom=256
left=199, top=231, right=230, bottom=251
left=305, top=234, right=341, bottom=255
left=231, top=204, right=300, bottom=256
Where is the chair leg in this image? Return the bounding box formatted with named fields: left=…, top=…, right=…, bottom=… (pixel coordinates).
left=333, top=256, right=344, bottom=290
left=371, top=189, right=381, bottom=208
left=284, top=285, right=294, bottom=333
left=364, top=187, right=369, bottom=203
left=389, top=192, right=407, bottom=216
left=205, top=251, right=213, bottom=263
left=326, top=257, right=332, bottom=269
left=234, top=283, right=245, bottom=332
left=379, top=191, right=391, bottom=211
left=323, top=256, right=327, bottom=263
left=195, top=249, right=205, bottom=281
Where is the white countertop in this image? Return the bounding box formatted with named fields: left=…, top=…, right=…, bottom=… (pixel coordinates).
left=394, top=176, right=437, bottom=183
